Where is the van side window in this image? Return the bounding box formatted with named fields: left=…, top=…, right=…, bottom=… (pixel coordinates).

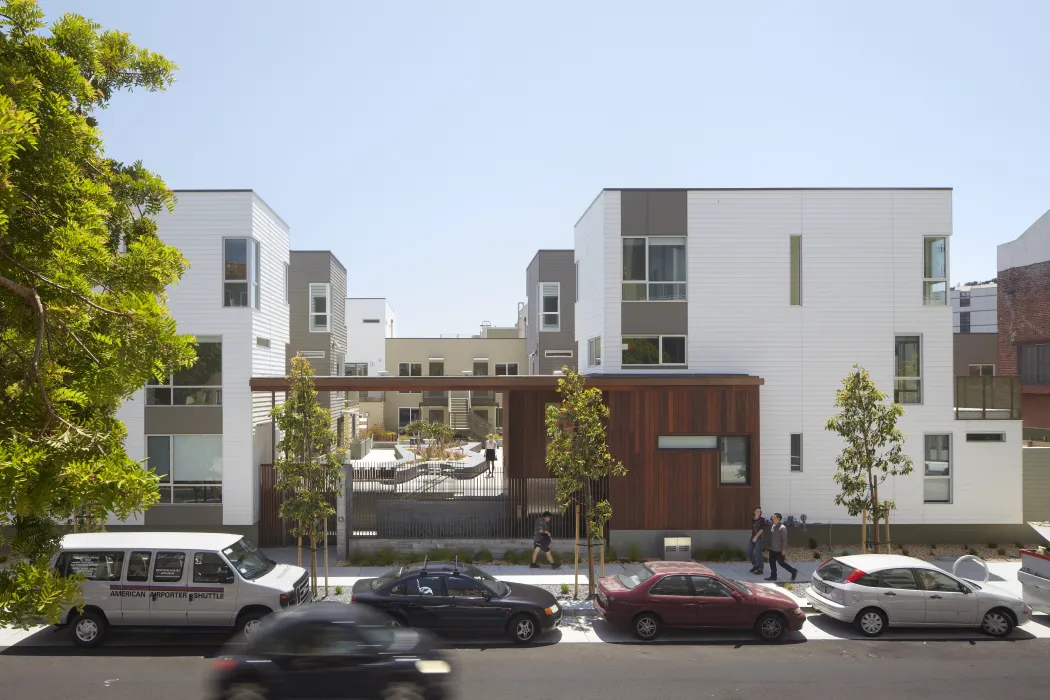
left=153, top=552, right=186, bottom=583
left=194, top=552, right=233, bottom=583
left=127, top=551, right=153, bottom=582
left=54, top=553, right=70, bottom=576
left=66, top=551, right=125, bottom=581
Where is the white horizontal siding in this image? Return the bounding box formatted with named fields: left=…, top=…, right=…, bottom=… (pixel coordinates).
left=573, top=193, right=606, bottom=375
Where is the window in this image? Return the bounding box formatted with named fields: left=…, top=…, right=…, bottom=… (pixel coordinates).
left=252, top=239, right=260, bottom=309
left=959, top=311, right=971, bottom=333
left=959, top=290, right=970, bottom=307
left=398, top=362, right=421, bottom=394
left=1019, top=343, right=1050, bottom=385
left=309, top=283, right=330, bottom=332
left=544, top=350, right=573, bottom=358
left=284, top=262, right=290, bottom=304
left=650, top=575, right=692, bottom=596
left=193, top=552, right=233, bottom=584
left=391, top=575, right=445, bottom=597
left=923, top=236, right=947, bottom=305
left=789, top=235, right=802, bottom=305
left=363, top=318, right=381, bottom=323
left=299, top=350, right=325, bottom=360
left=146, top=435, right=223, bottom=504
left=540, top=283, right=560, bottom=331
left=473, top=361, right=488, bottom=376
left=153, top=552, right=186, bottom=583
left=223, top=238, right=259, bottom=308
left=691, top=576, right=735, bottom=598
left=147, top=340, right=222, bottom=406
left=917, top=570, right=967, bottom=594
left=398, top=407, right=420, bottom=431
left=894, top=335, right=922, bottom=404
left=969, top=364, right=994, bottom=377
left=574, top=261, right=579, bottom=302
left=657, top=435, right=718, bottom=449
left=966, top=432, right=1005, bottom=442
left=878, top=569, right=920, bottom=590
left=127, top=551, right=152, bottom=582
left=446, top=577, right=489, bottom=598
left=495, top=363, right=518, bottom=376
left=622, top=335, right=686, bottom=366
left=587, top=337, right=601, bottom=367
left=622, top=237, right=686, bottom=301
left=345, top=363, right=368, bottom=376
left=790, top=433, right=802, bottom=472
left=282, top=622, right=368, bottom=656
left=256, top=337, right=270, bottom=348
left=924, top=434, right=951, bottom=504
left=60, top=551, right=125, bottom=581
left=495, top=406, right=503, bottom=429
left=720, top=436, right=749, bottom=485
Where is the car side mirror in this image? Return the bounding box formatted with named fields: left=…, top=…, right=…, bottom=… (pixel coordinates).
left=732, top=591, right=743, bottom=601
left=221, top=570, right=236, bottom=584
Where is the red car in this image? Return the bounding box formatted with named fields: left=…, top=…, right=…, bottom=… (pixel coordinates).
left=593, top=561, right=806, bottom=642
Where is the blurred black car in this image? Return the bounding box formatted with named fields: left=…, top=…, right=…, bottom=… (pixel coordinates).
left=206, top=602, right=452, bottom=700
left=351, top=561, right=561, bottom=643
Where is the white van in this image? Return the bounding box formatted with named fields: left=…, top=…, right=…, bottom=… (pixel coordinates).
left=53, top=532, right=311, bottom=647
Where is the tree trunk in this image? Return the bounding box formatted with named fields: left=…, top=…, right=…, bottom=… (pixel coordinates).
left=585, top=482, right=595, bottom=598
left=310, top=525, right=319, bottom=598
left=871, top=480, right=881, bottom=553
left=297, top=533, right=302, bottom=568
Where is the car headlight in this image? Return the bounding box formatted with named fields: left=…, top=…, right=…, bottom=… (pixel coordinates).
left=791, top=607, right=802, bottom=615
left=545, top=604, right=559, bottom=615
left=415, top=660, right=451, bottom=675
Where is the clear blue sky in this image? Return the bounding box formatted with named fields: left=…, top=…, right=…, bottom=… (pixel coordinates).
left=40, top=0, right=1050, bottom=336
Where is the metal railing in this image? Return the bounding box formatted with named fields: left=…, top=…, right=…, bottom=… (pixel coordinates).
left=954, top=375, right=1021, bottom=420
left=468, top=411, right=497, bottom=441
left=1024, top=427, right=1050, bottom=443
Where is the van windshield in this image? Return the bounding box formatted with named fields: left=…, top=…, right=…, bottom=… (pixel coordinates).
left=223, top=539, right=276, bottom=580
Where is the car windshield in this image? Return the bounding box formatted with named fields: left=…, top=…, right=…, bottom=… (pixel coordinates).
left=223, top=538, right=276, bottom=580
left=729, top=580, right=752, bottom=594
left=616, top=564, right=656, bottom=589
left=371, top=566, right=405, bottom=591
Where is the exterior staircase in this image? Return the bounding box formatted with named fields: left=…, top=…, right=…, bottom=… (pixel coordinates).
left=449, top=394, right=471, bottom=433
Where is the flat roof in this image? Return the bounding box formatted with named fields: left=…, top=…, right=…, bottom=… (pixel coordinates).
left=61, top=532, right=243, bottom=551
left=250, top=374, right=764, bottom=392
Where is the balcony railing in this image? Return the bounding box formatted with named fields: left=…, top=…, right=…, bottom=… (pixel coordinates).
left=954, top=375, right=1021, bottom=420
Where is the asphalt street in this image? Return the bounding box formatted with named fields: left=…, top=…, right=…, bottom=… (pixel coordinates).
left=2, top=633, right=1050, bottom=700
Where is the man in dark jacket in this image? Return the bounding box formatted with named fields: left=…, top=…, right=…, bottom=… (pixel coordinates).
left=530, top=511, right=559, bottom=569
left=765, top=513, right=798, bottom=581
left=747, top=507, right=767, bottom=575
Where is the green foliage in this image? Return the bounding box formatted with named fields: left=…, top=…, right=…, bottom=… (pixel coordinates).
left=454, top=548, right=473, bottom=564
left=695, top=546, right=747, bottom=563
left=968, top=548, right=978, bottom=556
left=627, top=544, right=643, bottom=563
left=427, top=548, right=453, bottom=562
left=1014, top=542, right=1024, bottom=549
left=334, top=585, right=343, bottom=596
left=374, top=547, right=398, bottom=567
left=604, top=546, right=618, bottom=562
left=347, top=549, right=372, bottom=567
left=808, top=537, right=818, bottom=550
left=998, top=548, right=1006, bottom=556
left=901, top=548, right=910, bottom=556
left=987, top=543, right=997, bottom=549
left=930, top=543, right=937, bottom=550
left=560, top=583, right=570, bottom=595
left=825, top=365, right=914, bottom=538
left=502, top=550, right=519, bottom=565
left=474, top=549, right=492, bottom=563
left=0, top=0, right=189, bottom=628
left=812, top=551, right=821, bottom=559
left=545, top=369, right=625, bottom=595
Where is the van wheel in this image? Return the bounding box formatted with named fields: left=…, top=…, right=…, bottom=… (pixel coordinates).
left=237, top=610, right=269, bottom=640
left=70, top=609, right=107, bottom=648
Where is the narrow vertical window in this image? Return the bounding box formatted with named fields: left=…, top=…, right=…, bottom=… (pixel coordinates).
left=790, top=433, right=802, bottom=472
left=923, top=237, right=947, bottom=305
left=250, top=239, right=261, bottom=309
left=924, top=434, right=951, bottom=503
left=789, top=235, right=802, bottom=306
left=894, top=335, right=922, bottom=404
left=540, top=283, right=560, bottom=331
left=309, top=283, right=330, bottom=332
left=575, top=260, right=579, bottom=303
left=223, top=238, right=248, bottom=307
left=284, top=262, right=290, bottom=304
left=959, top=311, right=970, bottom=333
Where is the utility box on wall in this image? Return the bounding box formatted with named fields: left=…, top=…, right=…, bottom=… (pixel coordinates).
left=663, top=536, right=691, bottom=561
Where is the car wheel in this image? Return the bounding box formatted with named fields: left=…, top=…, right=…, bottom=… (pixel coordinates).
left=508, top=613, right=538, bottom=644
left=632, top=613, right=661, bottom=641
left=385, top=614, right=408, bottom=628
left=237, top=610, right=269, bottom=640
left=853, top=608, right=888, bottom=638
left=980, top=608, right=1015, bottom=638
left=381, top=682, right=424, bottom=700
left=225, top=682, right=269, bottom=700
left=755, top=612, right=787, bottom=642
left=70, top=610, right=107, bottom=648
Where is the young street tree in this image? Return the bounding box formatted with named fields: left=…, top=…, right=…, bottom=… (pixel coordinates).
left=545, top=368, right=625, bottom=597
left=272, top=356, right=342, bottom=596
left=0, top=0, right=192, bottom=627
left=825, top=364, right=914, bottom=551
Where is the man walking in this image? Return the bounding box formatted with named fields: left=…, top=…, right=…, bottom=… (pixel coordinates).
left=530, top=511, right=559, bottom=569
left=765, top=513, right=797, bottom=581
left=747, top=507, right=767, bottom=575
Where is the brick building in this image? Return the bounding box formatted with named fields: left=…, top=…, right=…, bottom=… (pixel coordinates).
left=997, top=209, right=1050, bottom=430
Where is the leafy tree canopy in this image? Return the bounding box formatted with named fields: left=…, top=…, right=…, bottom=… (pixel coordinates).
left=0, top=0, right=190, bottom=627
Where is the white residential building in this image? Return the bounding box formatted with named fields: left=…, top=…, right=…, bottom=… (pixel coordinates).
left=951, top=282, right=997, bottom=334
left=344, top=298, right=397, bottom=431
left=111, top=190, right=290, bottom=540
left=574, top=188, right=1023, bottom=528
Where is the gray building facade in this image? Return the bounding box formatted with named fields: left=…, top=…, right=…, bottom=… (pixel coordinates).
left=525, top=249, right=577, bottom=374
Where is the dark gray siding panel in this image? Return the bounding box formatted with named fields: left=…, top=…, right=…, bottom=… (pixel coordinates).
left=536, top=250, right=578, bottom=375
left=953, top=333, right=997, bottom=377
left=647, top=190, right=687, bottom=235
left=621, top=190, right=648, bottom=236
left=287, top=251, right=335, bottom=376
left=525, top=255, right=540, bottom=373
left=621, top=302, right=688, bottom=336
left=144, top=505, right=223, bottom=528
left=145, top=406, right=223, bottom=435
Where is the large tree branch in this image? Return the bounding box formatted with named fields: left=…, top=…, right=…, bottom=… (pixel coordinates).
left=0, top=251, right=133, bottom=318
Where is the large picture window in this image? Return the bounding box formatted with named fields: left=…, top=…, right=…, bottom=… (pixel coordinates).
left=894, top=335, right=922, bottom=404
left=398, top=407, right=420, bottom=431
left=224, top=238, right=260, bottom=308
left=924, top=434, right=951, bottom=503
left=720, top=436, right=749, bottom=485
left=923, top=237, right=947, bottom=305
left=622, top=335, right=687, bottom=366
left=147, top=341, right=222, bottom=405
left=146, top=434, right=223, bottom=503
left=622, top=237, right=686, bottom=301
left=1019, top=343, right=1050, bottom=385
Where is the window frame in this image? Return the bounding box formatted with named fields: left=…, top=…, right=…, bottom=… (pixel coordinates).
left=544, top=350, right=573, bottom=359
left=790, top=433, right=803, bottom=473
left=894, top=334, right=923, bottom=405
left=657, top=435, right=718, bottom=450
left=648, top=574, right=693, bottom=597
left=152, top=551, right=187, bottom=583
left=968, top=364, right=994, bottom=377
left=193, top=551, right=234, bottom=584
left=1019, top=343, right=1050, bottom=385
left=789, top=234, right=802, bottom=306
left=922, top=236, right=948, bottom=306
left=145, top=434, right=224, bottom=504
left=958, top=290, right=970, bottom=307
left=398, top=407, right=421, bottom=431
left=588, top=336, right=602, bottom=367
left=309, top=283, right=331, bottom=333
left=222, top=237, right=261, bottom=309
left=495, top=362, right=518, bottom=376
left=959, top=311, right=971, bottom=333
left=621, top=335, right=687, bottom=367
left=923, top=433, right=952, bottom=504
left=719, top=436, right=750, bottom=486
left=146, top=339, right=223, bottom=406
left=284, top=262, right=290, bottom=305
left=622, top=236, right=687, bottom=302
left=539, top=282, right=560, bottom=332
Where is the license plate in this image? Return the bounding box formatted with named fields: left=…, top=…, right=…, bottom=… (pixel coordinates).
left=815, top=581, right=831, bottom=595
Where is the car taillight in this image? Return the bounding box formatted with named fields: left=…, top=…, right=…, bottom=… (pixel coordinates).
left=211, top=659, right=238, bottom=671
left=350, top=595, right=358, bottom=603
left=844, top=569, right=868, bottom=584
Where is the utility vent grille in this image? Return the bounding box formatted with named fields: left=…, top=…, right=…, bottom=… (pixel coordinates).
left=299, top=350, right=325, bottom=359
left=663, top=537, right=692, bottom=561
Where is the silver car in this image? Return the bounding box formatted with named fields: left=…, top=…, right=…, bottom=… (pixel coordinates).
left=805, top=554, right=1033, bottom=638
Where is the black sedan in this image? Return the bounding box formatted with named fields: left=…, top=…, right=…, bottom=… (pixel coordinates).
left=351, top=561, right=562, bottom=643
left=206, top=602, right=453, bottom=700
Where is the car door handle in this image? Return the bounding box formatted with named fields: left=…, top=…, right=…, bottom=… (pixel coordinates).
left=883, top=591, right=896, bottom=596
left=930, top=595, right=943, bottom=599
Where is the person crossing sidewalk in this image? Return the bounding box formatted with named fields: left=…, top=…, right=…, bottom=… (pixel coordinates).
left=765, top=513, right=797, bottom=582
